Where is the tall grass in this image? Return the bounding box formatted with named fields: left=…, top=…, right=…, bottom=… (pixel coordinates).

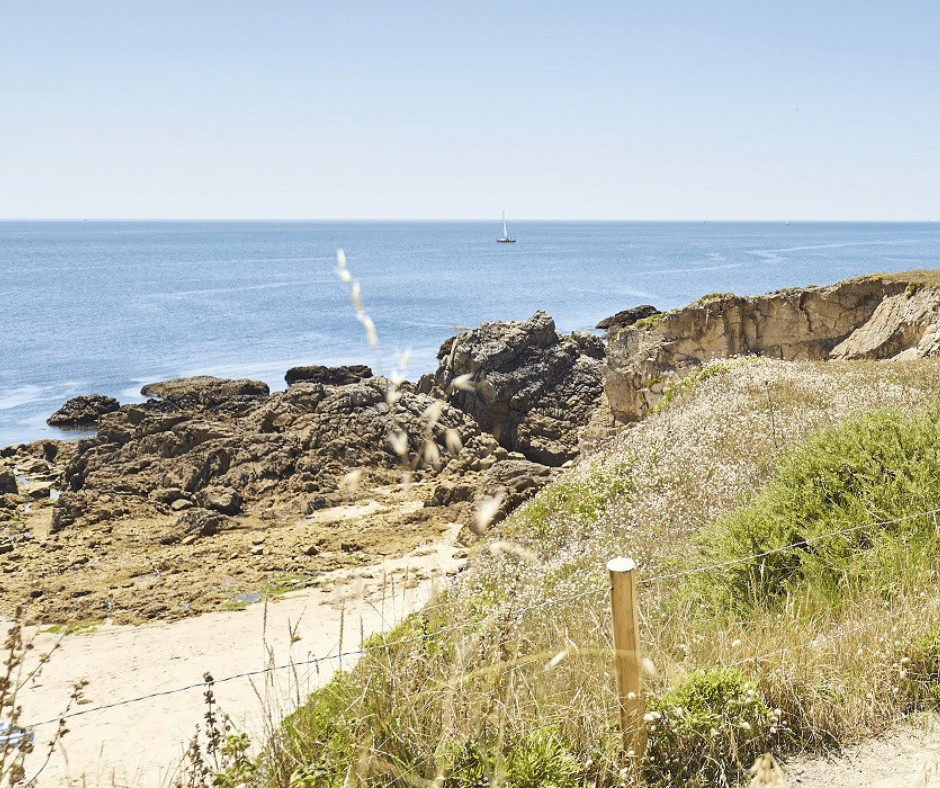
left=210, top=357, right=940, bottom=787
left=694, top=403, right=940, bottom=617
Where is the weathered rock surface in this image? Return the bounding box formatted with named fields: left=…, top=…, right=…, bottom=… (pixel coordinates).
left=140, top=376, right=270, bottom=406
left=47, top=394, right=121, bottom=426
left=285, top=364, right=372, bottom=386
left=432, top=311, right=606, bottom=465
left=51, top=374, right=488, bottom=535
left=455, top=459, right=561, bottom=545
left=596, top=305, right=660, bottom=332
left=0, top=468, right=17, bottom=495
left=604, top=274, right=940, bottom=423
left=0, top=314, right=604, bottom=625
left=1, top=371, right=493, bottom=623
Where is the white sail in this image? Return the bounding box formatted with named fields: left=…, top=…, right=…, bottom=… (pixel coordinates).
left=497, top=210, right=515, bottom=243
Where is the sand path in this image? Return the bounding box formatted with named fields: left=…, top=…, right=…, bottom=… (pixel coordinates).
left=10, top=525, right=466, bottom=787
left=779, top=713, right=940, bottom=787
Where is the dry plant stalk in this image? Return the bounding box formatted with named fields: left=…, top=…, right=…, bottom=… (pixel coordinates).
left=0, top=608, right=85, bottom=786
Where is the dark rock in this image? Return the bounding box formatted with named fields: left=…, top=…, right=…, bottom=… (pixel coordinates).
left=0, top=469, right=16, bottom=496
left=45, top=312, right=607, bottom=534
left=49, top=373, right=485, bottom=532
left=458, top=459, right=560, bottom=544
left=568, top=331, right=607, bottom=360
left=433, top=311, right=605, bottom=465
left=595, top=305, right=660, bottom=331
left=306, top=496, right=328, bottom=513
left=140, top=376, right=270, bottom=407
left=47, top=395, right=121, bottom=427
left=285, top=364, right=373, bottom=387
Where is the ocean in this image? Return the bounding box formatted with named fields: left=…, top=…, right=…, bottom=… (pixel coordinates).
left=2, top=220, right=938, bottom=448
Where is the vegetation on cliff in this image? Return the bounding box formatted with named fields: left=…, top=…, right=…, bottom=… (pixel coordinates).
left=202, top=355, right=940, bottom=787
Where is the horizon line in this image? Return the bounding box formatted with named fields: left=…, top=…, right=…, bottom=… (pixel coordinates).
left=0, top=217, right=936, bottom=224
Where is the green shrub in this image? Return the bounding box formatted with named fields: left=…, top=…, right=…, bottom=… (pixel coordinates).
left=445, top=728, right=579, bottom=788
left=901, top=626, right=940, bottom=707
left=505, top=459, right=633, bottom=547
left=645, top=668, right=777, bottom=787
left=632, top=312, right=667, bottom=330
left=696, top=292, right=734, bottom=304
left=696, top=403, right=940, bottom=613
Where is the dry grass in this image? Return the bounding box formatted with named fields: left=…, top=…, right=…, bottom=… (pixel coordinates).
left=214, top=356, right=940, bottom=787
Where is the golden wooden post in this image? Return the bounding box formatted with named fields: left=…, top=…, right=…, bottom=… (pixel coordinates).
left=607, top=557, right=647, bottom=766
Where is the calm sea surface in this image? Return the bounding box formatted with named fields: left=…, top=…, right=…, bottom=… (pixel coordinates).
left=2, top=221, right=938, bottom=447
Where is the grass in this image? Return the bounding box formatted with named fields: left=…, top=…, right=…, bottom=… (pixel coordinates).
left=39, top=619, right=103, bottom=635
left=194, top=355, right=940, bottom=787
left=696, top=292, right=734, bottom=303
left=693, top=402, right=940, bottom=616
left=631, top=312, right=667, bottom=330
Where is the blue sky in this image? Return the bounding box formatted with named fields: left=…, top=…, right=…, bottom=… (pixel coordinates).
left=2, top=1, right=937, bottom=220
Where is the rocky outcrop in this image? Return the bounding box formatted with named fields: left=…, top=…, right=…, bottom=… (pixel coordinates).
left=0, top=468, right=16, bottom=495
left=47, top=394, right=121, bottom=426
left=5, top=314, right=612, bottom=624
left=139, top=376, right=270, bottom=407
left=42, top=306, right=611, bottom=541
left=285, top=364, right=372, bottom=386
left=454, top=459, right=561, bottom=545
left=596, top=305, right=660, bottom=332
left=830, top=285, right=940, bottom=360
left=51, top=373, right=489, bottom=533
left=431, top=311, right=606, bottom=466
left=604, top=274, right=940, bottom=423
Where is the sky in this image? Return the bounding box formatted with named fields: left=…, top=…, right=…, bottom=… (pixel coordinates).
left=1, top=1, right=938, bottom=221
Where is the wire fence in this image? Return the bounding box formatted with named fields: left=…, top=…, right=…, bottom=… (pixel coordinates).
left=17, top=502, right=940, bottom=734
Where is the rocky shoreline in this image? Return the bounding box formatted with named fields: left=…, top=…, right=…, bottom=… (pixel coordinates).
left=3, top=270, right=939, bottom=626
left=0, top=311, right=605, bottom=625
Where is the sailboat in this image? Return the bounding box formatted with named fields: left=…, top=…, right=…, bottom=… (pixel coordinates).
left=497, top=211, right=516, bottom=243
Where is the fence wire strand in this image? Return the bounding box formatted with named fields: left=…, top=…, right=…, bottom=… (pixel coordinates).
left=18, top=502, right=940, bottom=730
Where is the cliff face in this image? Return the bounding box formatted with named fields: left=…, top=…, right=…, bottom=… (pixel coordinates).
left=605, top=274, right=940, bottom=423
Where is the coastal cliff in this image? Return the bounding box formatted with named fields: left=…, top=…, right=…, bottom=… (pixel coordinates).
left=604, top=272, right=940, bottom=424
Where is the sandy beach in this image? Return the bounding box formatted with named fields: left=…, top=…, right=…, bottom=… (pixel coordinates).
left=11, top=525, right=466, bottom=787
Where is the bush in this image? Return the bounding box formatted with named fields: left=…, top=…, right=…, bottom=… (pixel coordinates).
left=901, top=626, right=940, bottom=707
left=445, top=728, right=579, bottom=788
left=645, top=668, right=778, bottom=787
left=696, top=403, right=940, bottom=613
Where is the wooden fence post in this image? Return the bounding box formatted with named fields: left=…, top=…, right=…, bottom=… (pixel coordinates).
left=607, top=556, right=646, bottom=767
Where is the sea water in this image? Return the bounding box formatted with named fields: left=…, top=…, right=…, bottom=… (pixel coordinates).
left=2, top=220, right=939, bottom=448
